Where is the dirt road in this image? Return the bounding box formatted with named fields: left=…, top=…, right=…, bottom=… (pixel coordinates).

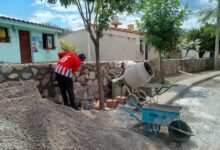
left=172, top=76, right=220, bottom=150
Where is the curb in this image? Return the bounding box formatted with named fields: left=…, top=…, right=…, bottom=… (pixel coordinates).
left=158, top=71, right=220, bottom=105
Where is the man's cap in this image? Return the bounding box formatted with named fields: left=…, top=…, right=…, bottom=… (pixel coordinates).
left=79, top=53, right=86, bottom=61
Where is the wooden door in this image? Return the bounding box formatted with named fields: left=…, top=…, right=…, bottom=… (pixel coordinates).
left=19, top=30, right=32, bottom=63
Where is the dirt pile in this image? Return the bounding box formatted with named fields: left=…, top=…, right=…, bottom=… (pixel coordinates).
left=0, top=81, right=170, bottom=150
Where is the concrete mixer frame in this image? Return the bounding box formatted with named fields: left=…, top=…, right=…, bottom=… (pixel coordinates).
left=124, top=83, right=178, bottom=107
left=108, top=73, right=178, bottom=106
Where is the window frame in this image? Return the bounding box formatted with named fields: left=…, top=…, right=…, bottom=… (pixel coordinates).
left=0, top=27, right=10, bottom=43
left=42, top=33, right=55, bottom=50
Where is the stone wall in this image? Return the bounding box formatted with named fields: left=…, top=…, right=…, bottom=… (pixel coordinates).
left=162, top=58, right=214, bottom=76
left=0, top=58, right=214, bottom=104
left=0, top=62, right=124, bottom=104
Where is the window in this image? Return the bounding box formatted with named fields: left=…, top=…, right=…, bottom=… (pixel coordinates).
left=43, top=33, right=55, bottom=49
left=0, top=27, right=10, bottom=42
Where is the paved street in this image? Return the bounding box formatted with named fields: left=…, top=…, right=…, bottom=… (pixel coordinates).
left=173, top=76, right=220, bottom=150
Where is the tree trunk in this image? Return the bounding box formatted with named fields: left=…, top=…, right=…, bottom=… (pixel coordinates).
left=214, top=0, right=220, bottom=70
left=214, top=33, right=219, bottom=70
left=94, top=42, right=105, bottom=110
left=185, top=49, right=189, bottom=58
left=199, top=51, right=205, bottom=58
left=159, top=52, right=165, bottom=84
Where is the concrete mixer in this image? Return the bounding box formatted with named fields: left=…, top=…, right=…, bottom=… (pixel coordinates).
left=110, top=62, right=155, bottom=106
left=112, top=62, right=154, bottom=87
left=110, top=61, right=177, bottom=106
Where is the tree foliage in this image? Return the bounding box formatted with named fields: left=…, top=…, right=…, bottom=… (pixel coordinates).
left=197, top=0, right=220, bottom=69
left=184, top=24, right=215, bottom=57
left=136, top=0, right=187, bottom=83
left=60, top=41, right=79, bottom=52
left=136, top=0, right=187, bottom=53
left=178, top=38, right=201, bottom=58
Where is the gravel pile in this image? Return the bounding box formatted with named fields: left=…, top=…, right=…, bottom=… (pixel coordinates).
left=0, top=81, right=172, bottom=150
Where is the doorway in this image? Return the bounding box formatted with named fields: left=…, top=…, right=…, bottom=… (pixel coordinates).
left=19, top=30, right=32, bottom=63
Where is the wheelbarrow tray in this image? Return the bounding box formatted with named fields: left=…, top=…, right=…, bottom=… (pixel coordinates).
left=142, top=103, right=182, bottom=126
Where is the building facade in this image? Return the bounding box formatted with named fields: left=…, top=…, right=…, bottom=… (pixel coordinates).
left=0, top=16, right=63, bottom=64
left=59, top=26, right=159, bottom=62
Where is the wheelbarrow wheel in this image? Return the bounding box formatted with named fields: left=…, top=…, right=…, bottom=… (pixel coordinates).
left=168, top=120, right=192, bottom=143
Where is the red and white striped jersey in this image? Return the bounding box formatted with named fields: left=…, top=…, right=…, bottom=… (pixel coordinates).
left=55, top=52, right=81, bottom=78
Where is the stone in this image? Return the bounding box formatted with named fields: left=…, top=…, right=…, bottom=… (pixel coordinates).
left=85, top=64, right=94, bottom=71
left=87, top=79, right=98, bottom=99
left=81, top=82, right=87, bottom=86
left=37, top=75, right=43, bottom=79
left=89, top=72, right=96, bottom=80
left=109, top=69, right=115, bottom=74
left=74, top=82, right=81, bottom=89
left=35, top=81, right=40, bottom=86
left=13, top=64, right=25, bottom=70
left=22, top=73, right=32, bottom=80
left=74, top=84, right=86, bottom=101
left=87, top=80, right=93, bottom=86
left=85, top=74, right=90, bottom=80
left=8, top=73, right=18, bottom=79
left=75, top=72, right=80, bottom=78
left=109, top=62, right=114, bottom=68
left=77, top=75, right=86, bottom=82
left=31, top=68, right=38, bottom=76
left=2, top=65, right=13, bottom=73
left=93, top=79, right=98, bottom=87
left=101, top=65, right=106, bottom=71
left=39, top=68, right=48, bottom=74
left=42, top=89, right=49, bottom=98
left=84, top=92, right=88, bottom=100
left=0, top=75, right=5, bottom=83
left=115, top=68, right=122, bottom=76
left=103, top=78, right=109, bottom=86
left=41, top=74, right=51, bottom=87
left=82, top=69, right=89, bottom=74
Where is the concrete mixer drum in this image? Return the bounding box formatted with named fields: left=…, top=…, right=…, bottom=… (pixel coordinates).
left=123, top=62, right=154, bottom=88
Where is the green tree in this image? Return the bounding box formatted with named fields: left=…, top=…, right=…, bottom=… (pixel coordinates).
left=184, top=24, right=215, bottom=58
left=44, top=0, right=137, bottom=109
left=178, top=38, right=201, bottom=58
left=136, top=0, right=186, bottom=83
left=198, top=0, right=220, bottom=69
left=60, top=41, right=79, bottom=52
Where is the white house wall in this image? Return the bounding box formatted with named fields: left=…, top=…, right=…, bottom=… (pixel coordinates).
left=0, top=26, right=21, bottom=64
left=58, top=30, right=90, bottom=60
left=59, top=29, right=146, bottom=61
left=99, top=30, right=144, bottom=61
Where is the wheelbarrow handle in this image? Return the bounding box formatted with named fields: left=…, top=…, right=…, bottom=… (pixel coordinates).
left=121, top=106, right=142, bottom=122
left=168, top=125, right=195, bottom=136
left=152, top=84, right=178, bottom=96
left=127, top=99, right=143, bottom=112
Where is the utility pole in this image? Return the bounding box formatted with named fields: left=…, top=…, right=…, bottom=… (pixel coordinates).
left=214, top=0, right=220, bottom=70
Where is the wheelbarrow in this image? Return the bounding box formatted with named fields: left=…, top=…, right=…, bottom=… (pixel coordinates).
left=122, top=99, right=194, bottom=143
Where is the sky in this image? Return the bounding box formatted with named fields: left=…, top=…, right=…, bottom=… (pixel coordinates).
left=0, top=0, right=217, bottom=31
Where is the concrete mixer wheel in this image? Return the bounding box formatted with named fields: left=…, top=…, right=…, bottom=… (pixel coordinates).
left=134, top=90, right=147, bottom=102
